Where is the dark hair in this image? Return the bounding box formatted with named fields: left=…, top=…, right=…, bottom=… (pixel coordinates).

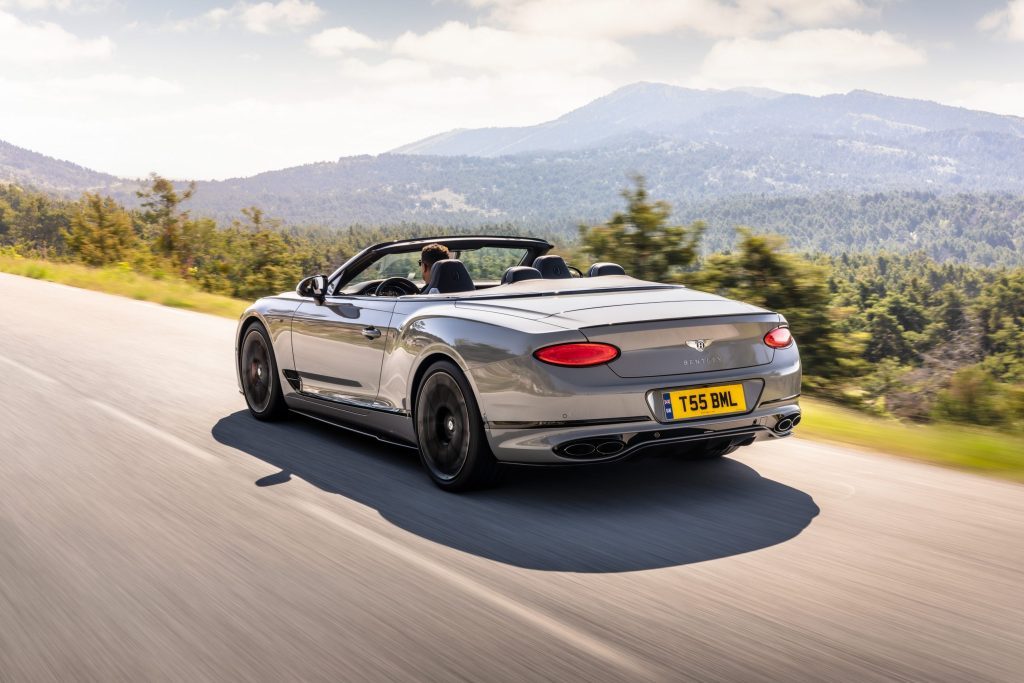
left=420, top=243, right=450, bottom=269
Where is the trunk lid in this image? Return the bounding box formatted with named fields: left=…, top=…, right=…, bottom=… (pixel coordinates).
left=582, top=312, right=781, bottom=378
left=457, top=284, right=781, bottom=378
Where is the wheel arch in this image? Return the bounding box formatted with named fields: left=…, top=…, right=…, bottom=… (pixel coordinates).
left=235, top=309, right=296, bottom=395
left=409, top=351, right=466, bottom=420
left=235, top=313, right=267, bottom=391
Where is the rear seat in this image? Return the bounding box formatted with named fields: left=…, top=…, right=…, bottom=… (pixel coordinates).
left=587, top=262, right=626, bottom=277
left=501, top=266, right=543, bottom=284
left=532, top=255, right=572, bottom=279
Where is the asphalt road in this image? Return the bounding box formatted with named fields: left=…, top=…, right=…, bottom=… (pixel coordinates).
left=1, top=272, right=1022, bottom=682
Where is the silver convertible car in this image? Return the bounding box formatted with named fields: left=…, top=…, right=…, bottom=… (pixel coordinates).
left=235, top=236, right=801, bottom=491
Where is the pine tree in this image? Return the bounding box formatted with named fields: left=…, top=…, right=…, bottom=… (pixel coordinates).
left=136, top=174, right=195, bottom=261
left=63, top=194, right=137, bottom=266
left=579, top=176, right=704, bottom=282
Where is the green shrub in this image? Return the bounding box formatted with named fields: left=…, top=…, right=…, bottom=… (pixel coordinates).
left=933, top=366, right=1007, bottom=427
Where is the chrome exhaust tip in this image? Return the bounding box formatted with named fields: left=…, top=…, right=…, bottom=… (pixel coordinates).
left=774, top=412, right=802, bottom=434
left=563, top=443, right=597, bottom=457
left=596, top=440, right=625, bottom=455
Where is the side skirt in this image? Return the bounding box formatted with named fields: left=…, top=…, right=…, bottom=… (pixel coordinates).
left=285, top=394, right=418, bottom=449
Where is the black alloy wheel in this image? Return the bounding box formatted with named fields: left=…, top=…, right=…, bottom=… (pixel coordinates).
left=240, top=323, right=288, bottom=421
left=415, top=360, right=499, bottom=491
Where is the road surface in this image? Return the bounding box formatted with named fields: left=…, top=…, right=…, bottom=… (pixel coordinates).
left=1, top=272, right=1022, bottom=682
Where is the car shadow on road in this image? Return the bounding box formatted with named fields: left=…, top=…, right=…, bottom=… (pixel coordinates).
left=212, top=411, right=819, bottom=573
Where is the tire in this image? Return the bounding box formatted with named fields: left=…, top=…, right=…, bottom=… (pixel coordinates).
left=414, top=360, right=499, bottom=492
left=239, top=322, right=289, bottom=421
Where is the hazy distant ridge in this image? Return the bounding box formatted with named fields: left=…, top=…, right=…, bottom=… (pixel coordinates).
left=390, top=83, right=1024, bottom=157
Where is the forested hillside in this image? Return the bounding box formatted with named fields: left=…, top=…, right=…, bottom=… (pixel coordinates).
left=687, top=192, right=1024, bottom=266
left=182, top=129, right=1024, bottom=231
left=0, top=140, right=125, bottom=194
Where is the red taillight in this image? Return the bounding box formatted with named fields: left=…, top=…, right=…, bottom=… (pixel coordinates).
left=534, top=342, right=620, bottom=367
left=764, top=326, right=793, bottom=349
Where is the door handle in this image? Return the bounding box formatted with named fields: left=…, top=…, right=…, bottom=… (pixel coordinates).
left=361, top=326, right=382, bottom=340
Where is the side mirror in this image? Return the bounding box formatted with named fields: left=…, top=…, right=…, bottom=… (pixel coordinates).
left=297, top=274, right=328, bottom=303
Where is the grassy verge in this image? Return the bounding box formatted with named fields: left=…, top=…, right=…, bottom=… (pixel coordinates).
left=798, top=397, right=1024, bottom=482
left=0, top=255, right=249, bottom=319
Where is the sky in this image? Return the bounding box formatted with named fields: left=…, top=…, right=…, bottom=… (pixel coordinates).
left=1, top=0, right=1023, bottom=180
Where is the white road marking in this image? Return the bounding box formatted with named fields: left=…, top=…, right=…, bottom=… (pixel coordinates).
left=0, top=352, right=218, bottom=464
left=300, top=501, right=657, bottom=680
left=86, top=398, right=219, bottom=463
left=0, top=353, right=59, bottom=385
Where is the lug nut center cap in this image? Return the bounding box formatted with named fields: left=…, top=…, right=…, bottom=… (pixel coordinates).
left=446, top=418, right=455, bottom=432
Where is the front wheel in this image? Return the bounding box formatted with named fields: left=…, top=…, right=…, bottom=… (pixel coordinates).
left=414, top=360, right=499, bottom=492
left=239, top=322, right=289, bottom=421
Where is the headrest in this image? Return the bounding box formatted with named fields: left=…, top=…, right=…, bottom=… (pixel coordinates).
left=425, top=259, right=475, bottom=294
left=501, top=266, right=543, bottom=285
left=532, top=255, right=572, bottom=279
left=587, top=262, right=626, bottom=277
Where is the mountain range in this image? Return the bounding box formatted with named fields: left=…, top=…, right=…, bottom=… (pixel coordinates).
left=2, top=82, right=1024, bottom=263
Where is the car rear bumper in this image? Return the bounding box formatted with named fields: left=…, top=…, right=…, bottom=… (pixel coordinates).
left=485, top=400, right=800, bottom=464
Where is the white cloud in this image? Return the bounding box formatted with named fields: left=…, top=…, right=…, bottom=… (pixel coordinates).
left=337, top=57, right=431, bottom=82
left=0, top=9, right=112, bottom=62
left=50, top=73, right=183, bottom=96
left=0, top=0, right=111, bottom=11
left=238, top=0, right=322, bottom=33
left=173, top=0, right=322, bottom=34
left=953, top=80, right=1024, bottom=117
left=0, top=73, right=182, bottom=105
left=977, top=0, right=1024, bottom=41
left=470, top=0, right=869, bottom=39
left=695, top=29, right=925, bottom=92
left=392, top=20, right=633, bottom=72
left=170, top=7, right=230, bottom=32
left=308, top=26, right=381, bottom=56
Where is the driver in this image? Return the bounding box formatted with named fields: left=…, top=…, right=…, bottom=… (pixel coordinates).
left=419, top=243, right=450, bottom=292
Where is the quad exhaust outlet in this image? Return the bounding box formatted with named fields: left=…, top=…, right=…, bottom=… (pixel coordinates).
left=561, top=439, right=626, bottom=459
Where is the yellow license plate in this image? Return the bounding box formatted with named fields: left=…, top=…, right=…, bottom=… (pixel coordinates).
left=662, top=384, right=747, bottom=421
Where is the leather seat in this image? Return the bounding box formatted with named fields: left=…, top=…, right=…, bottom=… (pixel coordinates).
left=532, top=255, right=572, bottom=279
left=424, top=259, right=475, bottom=294
left=500, top=266, right=543, bottom=284
left=587, top=262, right=626, bottom=277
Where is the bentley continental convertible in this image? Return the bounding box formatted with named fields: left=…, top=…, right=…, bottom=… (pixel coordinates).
left=235, top=236, right=802, bottom=491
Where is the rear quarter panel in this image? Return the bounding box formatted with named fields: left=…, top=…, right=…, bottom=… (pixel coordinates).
left=379, top=299, right=585, bottom=417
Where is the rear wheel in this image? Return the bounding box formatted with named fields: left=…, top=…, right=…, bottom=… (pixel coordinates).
left=414, top=360, right=499, bottom=492
left=240, top=323, right=289, bottom=421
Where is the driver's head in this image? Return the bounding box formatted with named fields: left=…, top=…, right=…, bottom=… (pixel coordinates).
left=420, top=243, right=450, bottom=281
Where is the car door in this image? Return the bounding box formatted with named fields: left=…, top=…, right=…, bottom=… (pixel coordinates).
left=290, top=295, right=397, bottom=408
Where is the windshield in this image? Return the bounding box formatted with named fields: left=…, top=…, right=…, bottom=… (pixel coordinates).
left=347, top=246, right=529, bottom=286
